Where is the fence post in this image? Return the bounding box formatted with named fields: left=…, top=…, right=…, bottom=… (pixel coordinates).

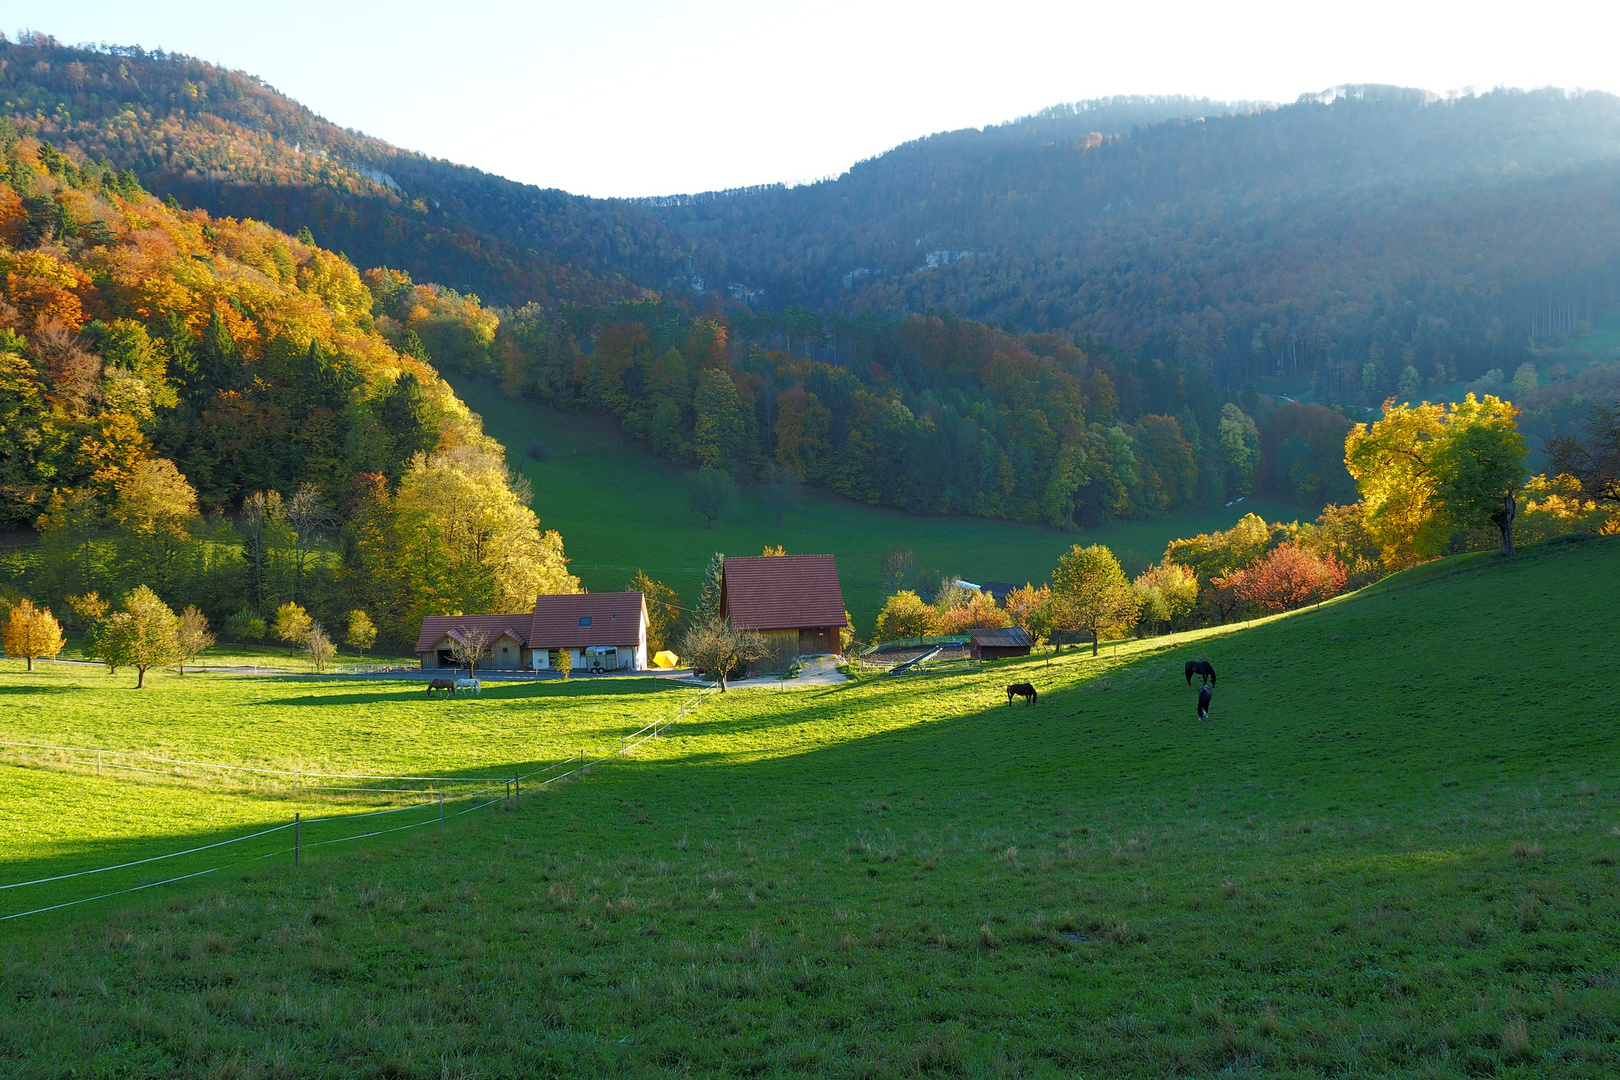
left=515, top=776, right=520, bottom=801
left=294, top=812, right=301, bottom=867
left=439, top=791, right=444, bottom=830
left=97, top=749, right=102, bottom=776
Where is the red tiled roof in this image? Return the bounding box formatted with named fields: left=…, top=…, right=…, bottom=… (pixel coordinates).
left=721, top=555, right=847, bottom=631
left=414, top=592, right=646, bottom=653
left=527, top=592, right=646, bottom=648
left=414, top=615, right=529, bottom=654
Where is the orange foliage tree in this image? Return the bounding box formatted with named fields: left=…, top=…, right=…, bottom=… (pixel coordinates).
left=1219, top=543, right=1347, bottom=613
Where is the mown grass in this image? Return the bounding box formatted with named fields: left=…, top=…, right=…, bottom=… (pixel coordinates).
left=447, top=376, right=1302, bottom=629
left=2, top=537, right=1619, bottom=1077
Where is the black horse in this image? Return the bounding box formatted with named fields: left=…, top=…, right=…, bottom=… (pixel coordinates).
left=1184, top=659, right=1217, bottom=687
left=1006, top=683, right=1038, bottom=706
left=1197, top=683, right=1213, bottom=721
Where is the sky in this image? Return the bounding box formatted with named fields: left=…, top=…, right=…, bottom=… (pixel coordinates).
left=12, top=0, right=1620, bottom=198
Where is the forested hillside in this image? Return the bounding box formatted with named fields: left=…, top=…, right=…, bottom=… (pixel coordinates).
left=8, top=33, right=1619, bottom=533
left=0, top=34, right=684, bottom=308
left=658, top=87, right=1620, bottom=401
left=0, top=119, right=576, bottom=645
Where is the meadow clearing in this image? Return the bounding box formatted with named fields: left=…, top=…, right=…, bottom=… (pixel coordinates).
left=1, top=536, right=1618, bottom=1077
left=447, top=376, right=1302, bottom=630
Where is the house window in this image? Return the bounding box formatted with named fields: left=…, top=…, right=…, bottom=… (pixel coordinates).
left=579, top=616, right=591, bottom=626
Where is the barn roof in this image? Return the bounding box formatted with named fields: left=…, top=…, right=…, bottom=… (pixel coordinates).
left=414, top=592, right=646, bottom=653
left=967, top=626, right=1033, bottom=648
left=721, top=554, right=847, bottom=631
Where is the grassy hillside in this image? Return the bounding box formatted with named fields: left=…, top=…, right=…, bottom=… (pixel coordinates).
left=449, top=376, right=1300, bottom=629
left=1, top=536, right=1616, bottom=1076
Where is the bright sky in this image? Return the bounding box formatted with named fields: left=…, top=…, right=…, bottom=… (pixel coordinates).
left=13, top=0, right=1620, bottom=198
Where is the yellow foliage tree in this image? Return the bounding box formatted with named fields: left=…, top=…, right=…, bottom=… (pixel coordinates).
left=3, top=598, right=66, bottom=670
left=395, top=446, right=580, bottom=621
left=874, top=590, right=938, bottom=642
left=1134, top=562, right=1199, bottom=634
left=1345, top=394, right=1525, bottom=563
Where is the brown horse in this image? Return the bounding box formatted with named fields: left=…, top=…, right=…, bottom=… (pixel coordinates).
left=426, top=678, right=456, bottom=697
left=1006, top=683, right=1037, bottom=706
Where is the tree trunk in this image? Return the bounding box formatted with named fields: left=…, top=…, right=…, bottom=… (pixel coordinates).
left=1495, top=487, right=1517, bottom=556
left=1091, top=629, right=1100, bottom=657
left=25, top=656, right=33, bottom=671
left=136, top=665, right=147, bottom=689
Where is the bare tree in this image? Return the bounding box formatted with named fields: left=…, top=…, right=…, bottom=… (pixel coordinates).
left=677, top=620, right=769, bottom=692
left=285, top=483, right=338, bottom=600
left=446, top=626, right=493, bottom=676
left=175, top=605, right=215, bottom=676
left=304, top=623, right=337, bottom=673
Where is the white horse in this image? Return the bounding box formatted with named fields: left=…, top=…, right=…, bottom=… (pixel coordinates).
left=454, top=677, right=481, bottom=696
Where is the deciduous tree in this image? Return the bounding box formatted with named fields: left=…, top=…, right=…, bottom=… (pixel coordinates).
left=1051, top=544, right=1141, bottom=656
left=3, top=598, right=65, bottom=670
left=98, top=586, right=180, bottom=689
left=305, top=623, right=337, bottom=673
left=1133, top=562, right=1198, bottom=634
left=1222, top=543, right=1347, bottom=611
left=174, top=605, right=214, bottom=675
left=628, top=570, right=679, bottom=650
left=274, top=602, right=313, bottom=648
left=345, top=610, right=377, bottom=652
left=874, top=590, right=938, bottom=641
left=687, top=467, right=738, bottom=528
left=678, top=620, right=769, bottom=691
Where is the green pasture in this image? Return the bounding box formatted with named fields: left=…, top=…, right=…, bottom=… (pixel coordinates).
left=1, top=536, right=1618, bottom=1077
left=447, top=376, right=1303, bottom=629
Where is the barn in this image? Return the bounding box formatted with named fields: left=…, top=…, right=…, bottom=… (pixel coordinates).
left=416, top=592, right=649, bottom=672
left=720, top=554, right=848, bottom=673
left=968, top=626, right=1033, bottom=660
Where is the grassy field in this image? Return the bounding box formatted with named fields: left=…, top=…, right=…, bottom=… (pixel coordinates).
left=1, top=535, right=1617, bottom=1076
left=446, top=376, right=1303, bottom=630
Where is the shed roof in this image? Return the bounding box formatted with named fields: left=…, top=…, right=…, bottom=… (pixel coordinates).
left=414, top=592, right=646, bottom=653
left=967, top=626, right=1033, bottom=648
left=721, top=554, right=847, bottom=631
left=415, top=615, right=530, bottom=654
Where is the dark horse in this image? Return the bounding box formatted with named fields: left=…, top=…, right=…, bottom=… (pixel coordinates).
left=1197, top=683, right=1213, bottom=721
left=1006, top=683, right=1038, bottom=706
left=426, top=678, right=456, bottom=697
left=1184, top=660, right=1217, bottom=687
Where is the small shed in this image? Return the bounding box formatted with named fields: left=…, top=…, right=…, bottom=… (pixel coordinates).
left=968, top=626, right=1033, bottom=660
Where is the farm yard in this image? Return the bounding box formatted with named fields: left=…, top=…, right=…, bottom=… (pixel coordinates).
left=2, top=537, right=1618, bottom=1077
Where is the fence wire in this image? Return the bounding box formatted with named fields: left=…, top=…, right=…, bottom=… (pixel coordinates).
left=0, top=682, right=719, bottom=922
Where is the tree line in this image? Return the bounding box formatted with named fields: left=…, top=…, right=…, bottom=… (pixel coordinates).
left=870, top=392, right=1619, bottom=649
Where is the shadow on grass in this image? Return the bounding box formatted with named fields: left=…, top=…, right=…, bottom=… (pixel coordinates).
left=0, top=683, right=85, bottom=695
left=7, top=537, right=1614, bottom=932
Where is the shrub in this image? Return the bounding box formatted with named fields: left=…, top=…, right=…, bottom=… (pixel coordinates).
left=874, top=590, right=937, bottom=641
left=225, top=610, right=267, bottom=642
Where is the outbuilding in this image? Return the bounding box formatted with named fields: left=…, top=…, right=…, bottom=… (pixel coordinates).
left=720, top=554, right=848, bottom=672
left=967, top=626, right=1033, bottom=660
left=416, top=591, right=649, bottom=672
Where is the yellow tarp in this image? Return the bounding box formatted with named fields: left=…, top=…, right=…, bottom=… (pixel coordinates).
left=652, top=650, right=679, bottom=668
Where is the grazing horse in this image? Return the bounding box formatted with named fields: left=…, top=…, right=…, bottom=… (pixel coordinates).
left=426, top=678, right=456, bottom=697
left=1184, top=659, right=1217, bottom=687
left=454, top=677, right=481, bottom=696
left=1006, top=682, right=1038, bottom=706
left=1197, top=683, right=1213, bottom=721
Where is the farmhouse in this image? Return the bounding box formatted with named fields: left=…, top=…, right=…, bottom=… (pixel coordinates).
left=416, top=592, right=648, bottom=672
left=967, top=626, right=1033, bottom=660
left=721, top=554, right=848, bottom=672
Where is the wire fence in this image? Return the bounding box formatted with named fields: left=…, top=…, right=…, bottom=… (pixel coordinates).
left=0, top=682, right=721, bottom=922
